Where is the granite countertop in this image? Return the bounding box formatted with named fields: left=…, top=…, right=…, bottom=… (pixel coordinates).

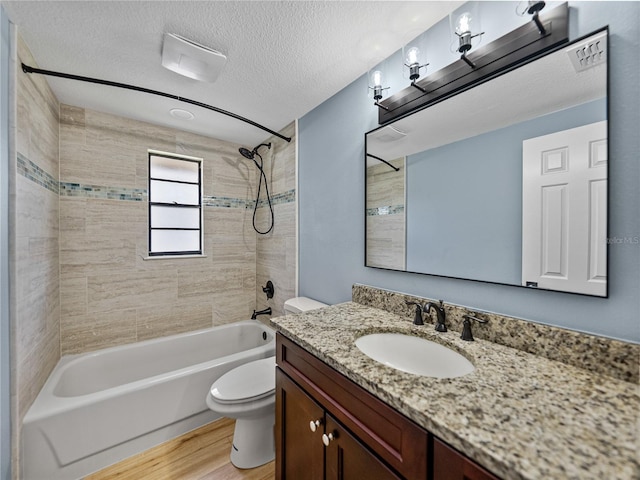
left=270, top=302, right=639, bottom=480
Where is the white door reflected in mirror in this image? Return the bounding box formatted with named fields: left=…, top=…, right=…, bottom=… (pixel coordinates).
left=522, top=121, right=607, bottom=296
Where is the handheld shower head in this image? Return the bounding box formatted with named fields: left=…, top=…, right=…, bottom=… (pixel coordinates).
left=238, top=141, right=275, bottom=235
left=238, top=142, right=271, bottom=160
left=239, top=147, right=255, bottom=159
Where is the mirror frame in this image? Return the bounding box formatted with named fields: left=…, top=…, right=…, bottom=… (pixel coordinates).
left=364, top=26, right=610, bottom=297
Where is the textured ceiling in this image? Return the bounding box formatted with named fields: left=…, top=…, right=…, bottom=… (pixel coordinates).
left=2, top=0, right=462, bottom=147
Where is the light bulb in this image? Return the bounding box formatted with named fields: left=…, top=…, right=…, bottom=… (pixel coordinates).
left=456, top=12, right=472, bottom=35
left=371, top=70, right=383, bottom=88
left=406, top=46, right=420, bottom=66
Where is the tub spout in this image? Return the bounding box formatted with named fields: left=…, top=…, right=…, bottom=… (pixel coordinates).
left=251, top=307, right=272, bottom=319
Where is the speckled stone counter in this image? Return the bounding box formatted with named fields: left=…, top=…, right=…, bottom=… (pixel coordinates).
left=271, top=302, right=639, bottom=480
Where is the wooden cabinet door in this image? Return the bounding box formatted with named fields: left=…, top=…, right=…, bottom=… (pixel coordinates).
left=276, top=368, right=325, bottom=480
left=324, top=414, right=401, bottom=480
left=433, top=438, right=499, bottom=480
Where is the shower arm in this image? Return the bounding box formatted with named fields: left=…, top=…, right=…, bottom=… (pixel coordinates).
left=21, top=63, right=292, bottom=143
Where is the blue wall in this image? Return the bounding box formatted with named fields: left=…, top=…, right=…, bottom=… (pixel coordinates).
left=298, top=2, right=640, bottom=343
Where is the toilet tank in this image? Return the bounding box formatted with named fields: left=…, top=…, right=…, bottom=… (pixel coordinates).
left=284, top=297, right=327, bottom=314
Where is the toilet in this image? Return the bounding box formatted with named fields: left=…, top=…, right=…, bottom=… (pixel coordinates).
left=206, top=297, right=327, bottom=469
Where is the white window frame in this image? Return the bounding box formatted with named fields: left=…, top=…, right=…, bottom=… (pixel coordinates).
left=148, top=150, right=203, bottom=257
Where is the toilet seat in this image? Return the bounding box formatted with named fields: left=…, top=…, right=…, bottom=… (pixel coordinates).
left=209, top=356, right=275, bottom=404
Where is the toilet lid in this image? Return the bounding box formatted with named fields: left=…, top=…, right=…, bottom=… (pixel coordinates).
left=210, top=357, right=275, bottom=404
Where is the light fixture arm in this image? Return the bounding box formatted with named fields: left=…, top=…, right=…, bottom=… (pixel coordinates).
left=532, top=12, right=547, bottom=35
left=460, top=52, right=476, bottom=68
left=21, top=63, right=292, bottom=143
left=369, top=85, right=390, bottom=110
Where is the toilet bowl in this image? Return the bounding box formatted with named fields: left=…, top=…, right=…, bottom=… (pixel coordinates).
left=206, top=297, right=327, bottom=469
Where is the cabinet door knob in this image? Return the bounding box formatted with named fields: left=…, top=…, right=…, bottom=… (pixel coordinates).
left=322, top=432, right=335, bottom=446
left=309, top=419, right=322, bottom=432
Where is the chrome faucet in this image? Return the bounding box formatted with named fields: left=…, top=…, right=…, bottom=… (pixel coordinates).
left=424, top=300, right=447, bottom=332
left=461, top=313, right=488, bottom=341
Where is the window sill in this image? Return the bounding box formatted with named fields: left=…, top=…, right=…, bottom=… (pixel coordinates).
left=142, top=254, right=207, bottom=260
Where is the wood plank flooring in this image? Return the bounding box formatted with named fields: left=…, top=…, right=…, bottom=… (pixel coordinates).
left=84, top=418, right=275, bottom=480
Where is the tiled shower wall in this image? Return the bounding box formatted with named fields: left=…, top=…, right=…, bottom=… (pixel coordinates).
left=366, top=158, right=405, bottom=270
left=255, top=122, right=297, bottom=318
left=12, top=34, right=60, bottom=477
left=59, top=105, right=261, bottom=354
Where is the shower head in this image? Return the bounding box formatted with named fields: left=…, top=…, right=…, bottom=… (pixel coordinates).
left=239, top=147, right=255, bottom=160
left=238, top=142, right=272, bottom=160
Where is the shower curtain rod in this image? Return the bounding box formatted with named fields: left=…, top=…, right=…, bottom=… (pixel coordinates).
left=21, top=63, right=292, bottom=143
left=366, top=153, right=400, bottom=172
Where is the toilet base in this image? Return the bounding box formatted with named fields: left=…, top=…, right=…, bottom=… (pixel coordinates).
left=230, top=412, right=275, bottom=469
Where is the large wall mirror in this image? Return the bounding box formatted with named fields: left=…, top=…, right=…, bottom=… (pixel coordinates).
left=365, top=28, right=608, bottom=297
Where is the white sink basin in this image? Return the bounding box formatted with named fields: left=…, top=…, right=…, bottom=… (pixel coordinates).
left=355, top=333, right=474, bottom=378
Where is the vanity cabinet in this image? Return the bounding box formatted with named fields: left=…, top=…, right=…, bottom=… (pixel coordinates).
left=277, top=369, right=400, bottom=479
left=275, top=333, right=500, bottom=480
left=433, top=439, right=499, bottom=480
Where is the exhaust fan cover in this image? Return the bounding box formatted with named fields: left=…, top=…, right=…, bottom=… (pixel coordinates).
left=162, top=33, right=227, bottom=82
left=567, top=31, right=607, bottom=73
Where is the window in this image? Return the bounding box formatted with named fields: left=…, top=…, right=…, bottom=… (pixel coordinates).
left=148, top=151, right=203, bottom=256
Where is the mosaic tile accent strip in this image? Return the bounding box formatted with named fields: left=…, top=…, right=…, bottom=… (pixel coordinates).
left=17, top=152, right=59, bottom=195
left=257, top=188, right=296, bottom=208
left=18, top=155, right=297, bottom=210
left=60, top=182, right=147, bottom=201
left=352, top=283, right=640, bottom=383
left=366, top=205, right=404, bottom=216
left=203, top=195, right=252, bottom=209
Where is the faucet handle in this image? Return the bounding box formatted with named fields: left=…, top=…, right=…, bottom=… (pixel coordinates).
left=461, top=313, right=488, bottom=341
left=405, top=301, right=424, bottom=325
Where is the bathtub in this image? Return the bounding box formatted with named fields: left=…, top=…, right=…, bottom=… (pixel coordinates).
left=22, top=320, right=275, bottom=480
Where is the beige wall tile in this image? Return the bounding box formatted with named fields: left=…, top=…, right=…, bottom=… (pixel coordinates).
left=255, top=123, right=297, bottom=318
left=13, top=34, right=61, bottom=479
left=59, top=197, right=87, bottom=234
left=87, top=271, right=178, bottom=312
left=136, top=303, right=213, bottom=341
left=60, top=275, right=88, bottom=317
left=61, top=309, right=138, bottom=355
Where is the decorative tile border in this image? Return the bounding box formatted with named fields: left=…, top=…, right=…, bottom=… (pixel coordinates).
left=18, top=153, right=296, bottom=210
left=259, top=189, right=296, bottom=208
left=16, top=153, right=59, bottom=195
left=366, top=205, right=404, bottom=216
left=203, top=195, right=253, bottom=209
left=352, top=284, right=640, bottom=383
left=60, top=182, right=147, bottom=201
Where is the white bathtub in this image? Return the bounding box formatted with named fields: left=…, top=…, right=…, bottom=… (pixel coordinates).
left=22, top=320, right=275, bottom=480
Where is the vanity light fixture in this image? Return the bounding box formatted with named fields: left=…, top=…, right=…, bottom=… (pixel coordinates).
left=454, top=12, right=484, bottom=68
left=517, top=1, right=547, bottom=35
left=375, top=2, right=569, bottom=124
left=368, top=70, right=390, bottom=110
left=403, top=46, right=429, bottom=92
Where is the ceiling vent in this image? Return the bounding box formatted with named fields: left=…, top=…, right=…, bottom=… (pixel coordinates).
left=567, top=31, right=607, bottom=73
left=161, top=33, right=227, bottom=82
left=377, top=125, right=407, bottom=143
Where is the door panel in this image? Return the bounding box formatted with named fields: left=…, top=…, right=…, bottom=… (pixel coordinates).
left=522, top=121, right=607, bottom=296
left=276, top=369, right=324, bottom=480
left=324, top=414, right=400, bottom=480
